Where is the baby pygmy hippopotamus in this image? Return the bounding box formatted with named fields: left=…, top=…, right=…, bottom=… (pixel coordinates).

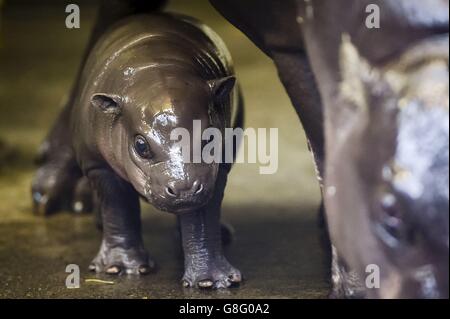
left=32, top=13, right=243, bottom=289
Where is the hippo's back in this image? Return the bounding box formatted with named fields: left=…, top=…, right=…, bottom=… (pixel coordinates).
left=79, top=13, right=234, bottom=94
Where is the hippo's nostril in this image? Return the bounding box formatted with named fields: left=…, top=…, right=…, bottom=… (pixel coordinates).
left=192, top=181, right=203, bottom=195
left=165, top=187, right=177, bottom=197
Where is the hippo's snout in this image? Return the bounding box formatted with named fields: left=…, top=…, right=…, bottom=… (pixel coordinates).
left=143, top=162, right=218, bottom=214
left=156, top=179, right=211, bottom=213
left=127, top=139, right=220, bottom=213
left=149, top=179, right=212, bottom=213
left=165, top=180, right=204, bottom=199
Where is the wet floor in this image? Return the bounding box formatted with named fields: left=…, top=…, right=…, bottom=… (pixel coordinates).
left=0, top=0, right=329, bottom=298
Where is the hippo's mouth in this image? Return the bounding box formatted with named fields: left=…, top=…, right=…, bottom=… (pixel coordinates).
left=144, top=194, right=210, bottom=214
left=154, top=200, right=207, bottom=214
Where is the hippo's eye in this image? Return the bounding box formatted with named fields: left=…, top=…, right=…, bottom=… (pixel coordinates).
left=134, top=135, right=152, bottom=159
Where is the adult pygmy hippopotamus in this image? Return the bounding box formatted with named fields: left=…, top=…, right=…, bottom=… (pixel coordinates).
left=32, top=12, right=243, bottom=289
left=211, top=0, right=449, bottom=298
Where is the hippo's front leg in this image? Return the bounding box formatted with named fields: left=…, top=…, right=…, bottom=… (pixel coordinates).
left=87, top=169, right=155, bottom=275
left=179, top=167, right=242, bottom=289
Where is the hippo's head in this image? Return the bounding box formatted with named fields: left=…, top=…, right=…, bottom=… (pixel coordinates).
left=298, top=0, right=449, bottom=298
left=90, top=70, right=235, bottom=213
left=330, top=35, right=449, bottom=298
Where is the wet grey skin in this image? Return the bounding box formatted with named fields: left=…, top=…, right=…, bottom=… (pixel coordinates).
left=211, top=0, right=449, bottom=298
left=32, top=12, right=243, bottom=289
left=32, top=0, right=449, bottom=298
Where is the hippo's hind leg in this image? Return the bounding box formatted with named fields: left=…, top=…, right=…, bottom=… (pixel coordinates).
left=32, top=132, right=96, bottom=216
left=178, top=166, right=242, bottom=289
left=32, top=159, right=94, bottom=215
left=31, top=105, right=94, bottom=215
left=87, top=168, right=155, bottom=275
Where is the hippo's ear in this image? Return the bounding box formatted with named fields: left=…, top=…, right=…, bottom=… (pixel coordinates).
left=90, top=93, right=122, bottom=115
left=208, top=76, right=236, bottom=101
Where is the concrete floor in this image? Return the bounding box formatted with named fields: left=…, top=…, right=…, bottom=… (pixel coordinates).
left=0, top=0, right=329, bottom=298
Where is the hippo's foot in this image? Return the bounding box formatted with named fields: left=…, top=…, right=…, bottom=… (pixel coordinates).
left=329, top=273, right=366, bottom=299
left=182, top=256, right=242, bottom=289
left=89, top=241, right=156, bottom=275
left=89, top=240, right=155, bottom=275
left=32, top=162, right=93, bottom=215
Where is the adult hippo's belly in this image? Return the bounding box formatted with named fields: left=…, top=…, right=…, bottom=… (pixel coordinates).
left=210, top=0, right=449, bottom=298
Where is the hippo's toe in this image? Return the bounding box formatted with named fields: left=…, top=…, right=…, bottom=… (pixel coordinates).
left=182, top=258, right=242, bottom=289
left=89, top=241, right=156, bottom=275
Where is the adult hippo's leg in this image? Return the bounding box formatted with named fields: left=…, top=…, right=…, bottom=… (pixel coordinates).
left=209, top=0, right=331, bottom=290
left=31, top=0, right=167, bottom=215
left=179, top=166, right=242, bottom=289
left=272, top=51, right=325, bottom=178
left=329, top=246, right=366, bottom=299
left=209, top=1, right=325, bottom=181
left=86, top=168, right=154, bottom=275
